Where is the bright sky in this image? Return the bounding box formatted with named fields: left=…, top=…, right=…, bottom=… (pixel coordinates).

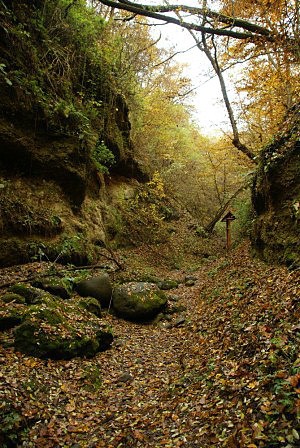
left=156, top=23, right=230, bottom=136
left=140, top=0, right=232, bottom=135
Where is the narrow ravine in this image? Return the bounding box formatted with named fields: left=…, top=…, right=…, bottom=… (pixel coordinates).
left=1, top=243, right=300, bottom=447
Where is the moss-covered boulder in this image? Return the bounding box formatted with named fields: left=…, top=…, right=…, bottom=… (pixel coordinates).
left=32, top=278, right=71, bottom=300
left=157, top=279, right=179, bottom=290
left=11, top=295, right=112, bottom=359
left=0, top=293, right=26, bottom=304
left=8, top=284, right=47, bottom=304
left=75, top=273, right=112, bottom=307
left=0, top=300, right=25, bottom=331
left=252, top=105, right=300, bottom=267
left=79, top=297, right=102, bottom=317
left=112, top=282, right=167, bottom=321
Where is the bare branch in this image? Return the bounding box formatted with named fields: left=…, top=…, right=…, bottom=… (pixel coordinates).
left=98, top=0, right=299, bottom=58
left=99, top=0, right=258, bottom=40
left=186, top=27, right=256, bottom=161
left=117, top=0, right=273, bottom=37
left=205, top=184, right=247, bottom=233
left=151, top=43, right=198, bottom=68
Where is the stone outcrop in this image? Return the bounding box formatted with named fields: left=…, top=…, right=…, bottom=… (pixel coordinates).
left=252, top=105, right=300, bottom=267
left=0, top=1, right=147, bottom=267
left=112, top=282, right=167, bottom=321
left=0, top=285, right=113, bottom=359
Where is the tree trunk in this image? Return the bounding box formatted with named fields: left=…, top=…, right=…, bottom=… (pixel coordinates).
left=196, top=32, right=256, bottom=161
left=204, top=185, right=246, bottom=233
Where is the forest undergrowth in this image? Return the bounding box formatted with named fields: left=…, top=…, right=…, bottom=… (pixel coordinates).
left=1, top=241, right=300, bottom=447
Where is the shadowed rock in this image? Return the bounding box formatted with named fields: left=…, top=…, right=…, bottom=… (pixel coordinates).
left=75, top=273, right=112, bottom=307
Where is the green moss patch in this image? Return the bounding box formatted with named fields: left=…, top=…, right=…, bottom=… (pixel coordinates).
left=13, top=296, right=113, bottom=359
left=8, top=284, right=46, bottom=304
left=113, top=282, right=167, bottom=321
left=0, top=300, right=25, bottom=331
left=79, top=297, right=102, bottom=317
left=0, top=293, right=26, bottom=304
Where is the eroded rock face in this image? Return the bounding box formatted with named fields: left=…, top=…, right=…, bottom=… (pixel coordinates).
left=0, top=173, right=107, bottom=267
left=0, top=0, right=150, bottom=267
left=0, top=119, right=91, bottom=207
left=252, top=106, right=300, bottom=267
left=112, top=282, right=167, bottom=321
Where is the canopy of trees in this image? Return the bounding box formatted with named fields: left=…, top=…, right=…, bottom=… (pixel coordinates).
left=0, top=0, right=298, bottom=247
left=96, top=0, right=300, bottom=158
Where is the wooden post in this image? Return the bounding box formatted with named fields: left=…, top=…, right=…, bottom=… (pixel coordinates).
left=226, top=219, right=231, bottom=250
left=221, top=211, right=236, bottom=250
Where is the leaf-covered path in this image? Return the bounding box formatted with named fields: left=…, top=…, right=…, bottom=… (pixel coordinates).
left=1, top=243, right=300, bottom=447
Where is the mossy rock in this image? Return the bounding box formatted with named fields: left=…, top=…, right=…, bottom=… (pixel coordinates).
left=25, top=302, right=65, bottom=325
left=75, top=273, right=112, bottom=307
left=79, top=297, right=102, bottom=317
left=185, top=279, right=195, bottom=287
left=157, top=279, right=179, bottom=290
left=112, top=282, right=167, bottom=321
left=13, top=297, right=113, bottom=359
left=0, top=300, right=25, bottom=331
left=32, top=278, right=71, bottom=300
left=0, top=314, right=23, bottom=331
left=0, top=293, right=26, bottom=304
left=165, top=302, right=187, bottom=315
left=8, top=284, right=47, bottom=304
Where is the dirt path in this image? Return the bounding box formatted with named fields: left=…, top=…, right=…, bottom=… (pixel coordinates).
left=1, top=268, right=206, bottom=447
left=1, top=244, right=300, bottom=447
left=88, top=286, right=203, bottom=448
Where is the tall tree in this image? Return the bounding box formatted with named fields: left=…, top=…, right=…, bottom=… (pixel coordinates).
left=97, top=0, right=300, bottom=160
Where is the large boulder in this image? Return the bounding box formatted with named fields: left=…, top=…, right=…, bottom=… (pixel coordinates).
left=112, top=282, right=167, bottom=321
left=75, top=273, right=112, bottom=307
left=0, top=300, right=24, bottom=331
left=13, top=295, right=113, bottom=359
left=31, top=278, right=71, bottom=300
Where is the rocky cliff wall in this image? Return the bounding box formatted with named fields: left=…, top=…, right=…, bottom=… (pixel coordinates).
left=252, top=106, right=300, bottom=267
left=0, top=1, right=146, bottom=267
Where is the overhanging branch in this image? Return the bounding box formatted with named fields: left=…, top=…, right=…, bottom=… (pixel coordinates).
left=99, top=0, right=261, bottom=40
left=118, top=0, right=273, bottom=37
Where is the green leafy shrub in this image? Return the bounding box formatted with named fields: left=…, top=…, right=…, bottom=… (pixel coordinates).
left=0, top=405, right=24, bottom=448
left=232, top=192, right=253, bottom=242
left=92, top=140, right=115, bottom=173
left=0, top=0, right=135, bottom=150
